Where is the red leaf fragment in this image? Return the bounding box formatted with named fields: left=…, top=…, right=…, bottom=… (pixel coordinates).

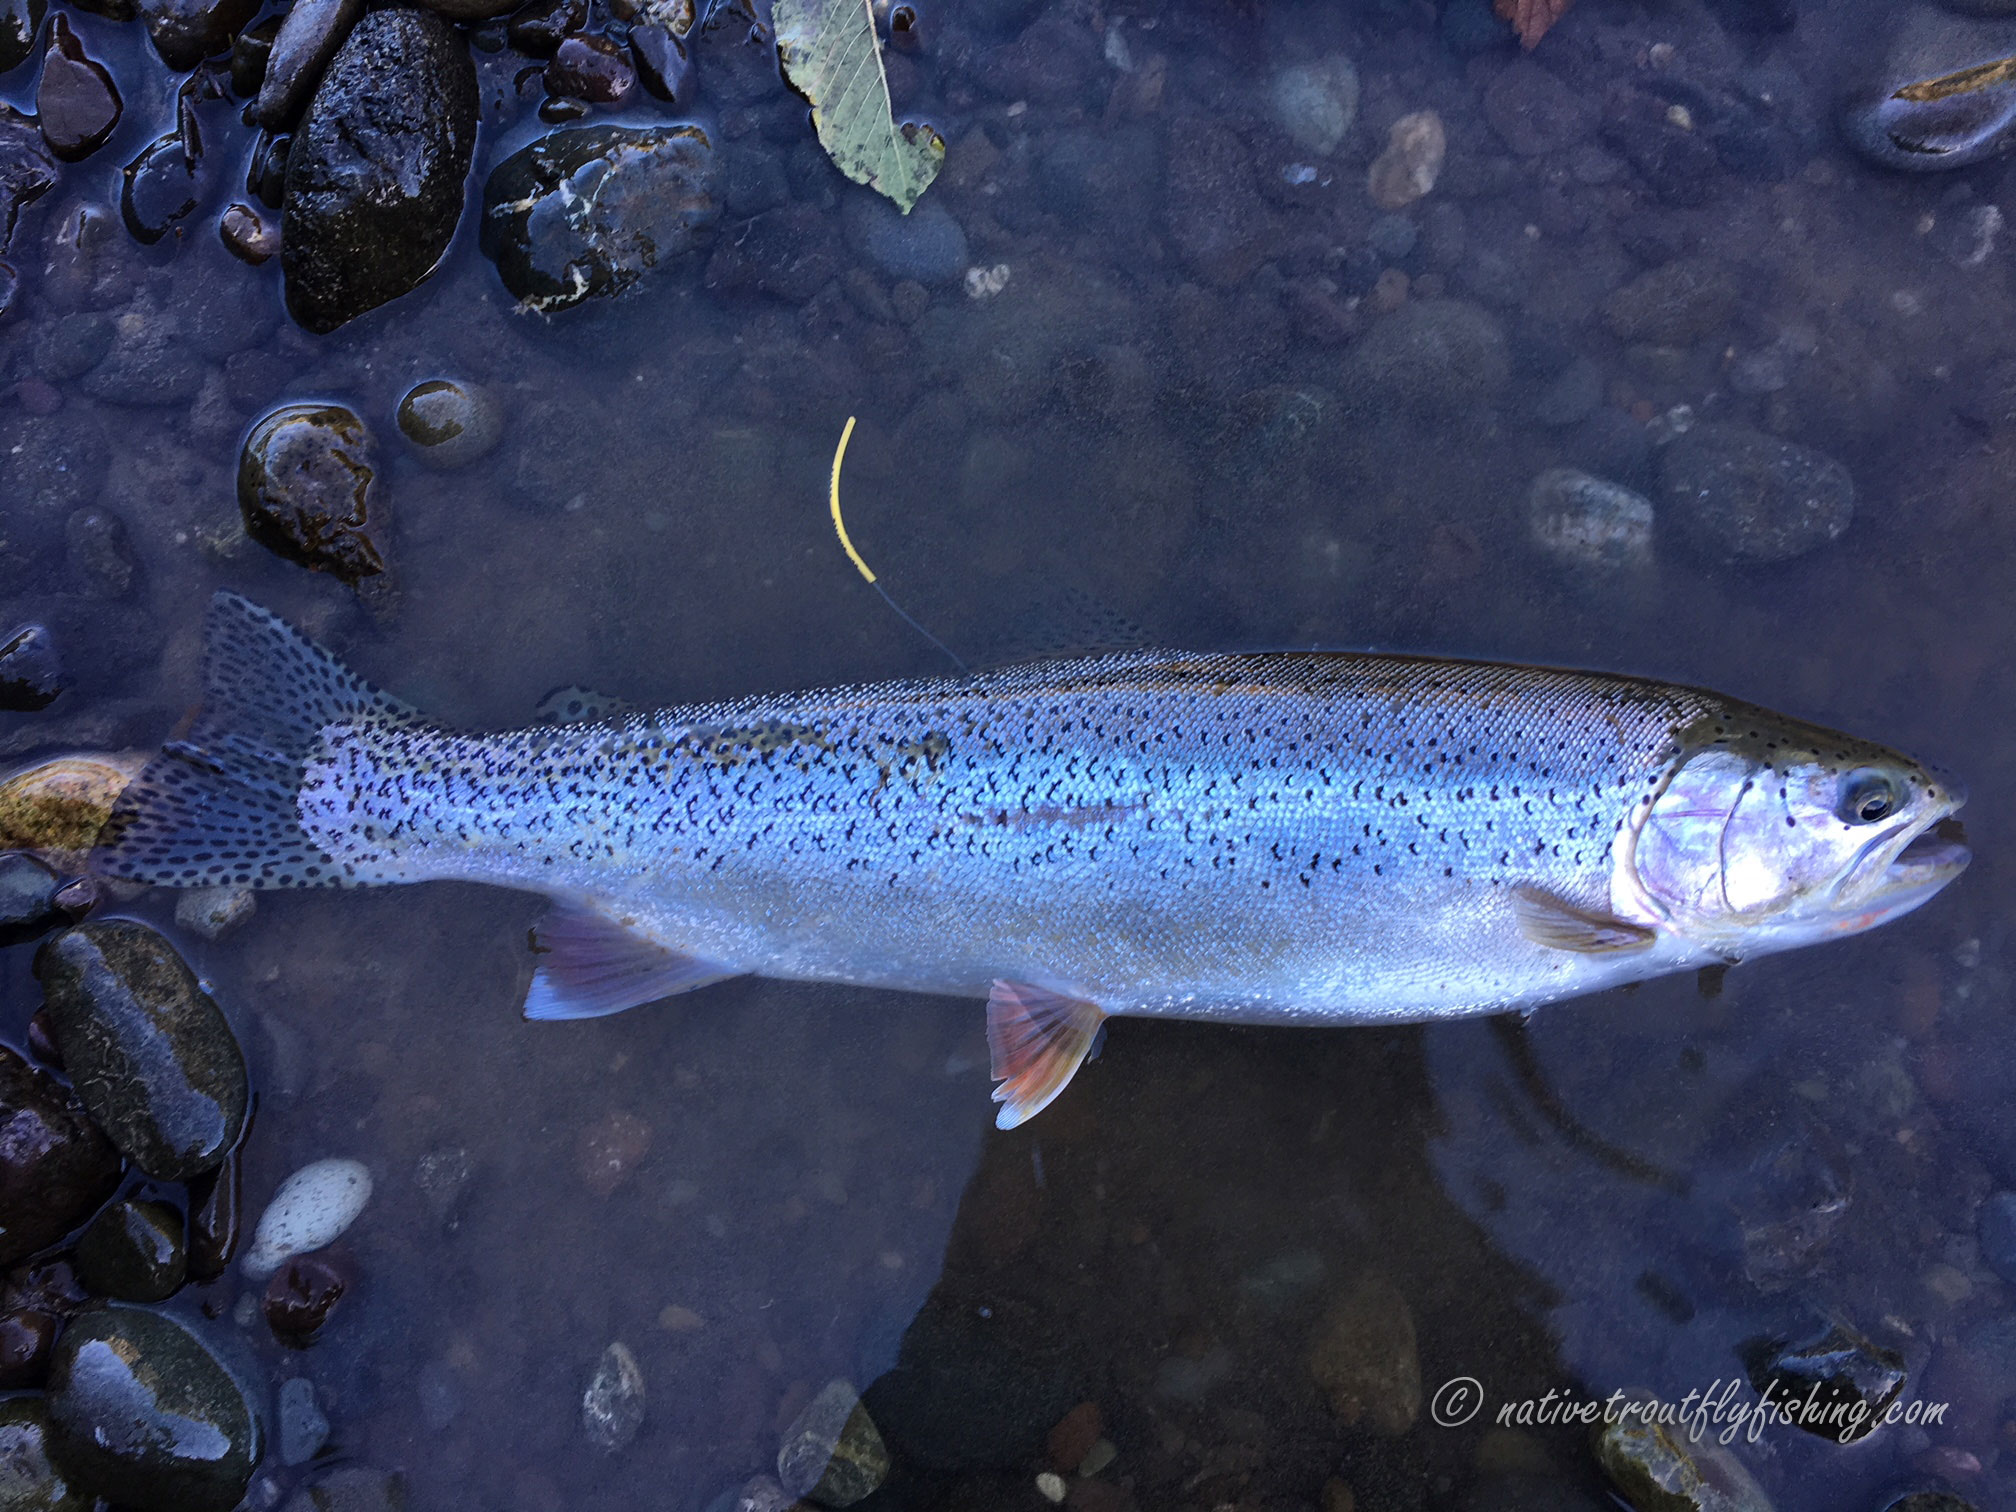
left=1494, top=0, right=1574, bottom=50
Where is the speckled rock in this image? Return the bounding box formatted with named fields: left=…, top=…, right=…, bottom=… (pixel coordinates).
left=174, top=884, right=256, bottom=941
left=1658, top=422, right=1854, bottom=564
left=1528, top=468, right=1655, bottom=572
left=1602, top=258, right=1739, bottom=345
left=44, top=1303, right=261, bottom=1512
left=1341, top=298, right=1509, bottom=413
left=243, top=1157, right=372, bottom=1279
left=0, top=1398, right=91, bottom=1512
left=282, top=6, right=478, bottom=331
left=778, top=1379, right=889, bottom=1506
left=34, top=920, right=249, bottom=1181
left=238, top=403, right=384, bottom=583
left=480, top=123, right=720, bottom=312
left=0, top=1043, right=122, bottom=1265
left=582, top=1340, right=645, bottom=1450
left=1270, top=54, right=1358, bottom=155
left=74, top=1196, right=185, bottom=1302
left=1306, top=1272, right=1420, bottom=1436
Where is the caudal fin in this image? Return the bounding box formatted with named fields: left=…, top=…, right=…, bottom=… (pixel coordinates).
left=94, top=593, right=424, bottom=889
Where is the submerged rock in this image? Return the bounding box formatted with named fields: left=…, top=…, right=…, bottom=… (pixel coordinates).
left=45, top=1304, right=261, bottom=1512
left=35, top=919, right=250, bottom=1181
left=480, top=123, right=720, bottom=312
left=1368, top=110, right=1445, bottom=209
left=582, top=1340, right=646, bottom=1450
left=0, top=851, right=63, bottom=945
left=0, top=625, right=64, bottom=711
left=778, top=1379, right=890, bottom=1506
left=253, top=0, right=363, bottom=129
left=281, top=6, right=478, bottom=331
left=1740, top=1320, right=1906, bottom=1444
left=0, top=107, right=56, bottom=249
left=174, top=884, right=255, bottom=941
left=277, top=1375, right=330, bottom=1465
left=36, top=17, right=121, bottom=164
left=1527, top=468, right=1655, bottom=572
left=238, top=403, right=384, bottom=583
left=1305, top=1272, right=1421, bottom=1436
left=243, top=1157, right=373, bottom=1279
left=395, top=379, right=500, bottom=468
left=843, top=192, right=968, bottom=286
left=0, top=1398, right=91, bottom=1512
left=1270, top=54, right=1359, bottom=155
left=186, top=1146, right=241, bottom=1281
left=544, top=31, right=633, bottom=103
left=1594, top=1397, right=1772, bottom=1512
left=1658, top=422, right=1854, bottom=563
left=75, top=1196, right=186, bottom=1302
left=0, top=1043, right=122, bottom=1265
left=0, top=1307, right=58, bottom=1389
left=1341, top=298, right=1510, bottom=414
left=139, top=0, right=259, bottom=70
left=1976, top=1190, right=2016, bottom=1284
left=1603, top=257, right=1739, bottom=346
left=263, top=1253, right=348, bottom=1344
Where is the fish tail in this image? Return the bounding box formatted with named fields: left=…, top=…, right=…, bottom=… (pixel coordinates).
left=94, top=592, right=427, bottom=889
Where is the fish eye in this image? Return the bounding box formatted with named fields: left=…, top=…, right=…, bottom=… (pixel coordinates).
left=1837, top=769, right=1904, bottom=825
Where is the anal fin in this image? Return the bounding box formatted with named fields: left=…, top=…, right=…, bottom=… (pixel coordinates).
left=1511, top=884, right=1657, bottom=955
left=523, top=901, right=741, bottom=1021
left=986, top=980, right=1107, bottom=1129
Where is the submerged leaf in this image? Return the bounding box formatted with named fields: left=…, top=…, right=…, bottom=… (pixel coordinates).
left=1493, top=0, right=1573, bottom=50
left=774, top=0, right=943, bottom=212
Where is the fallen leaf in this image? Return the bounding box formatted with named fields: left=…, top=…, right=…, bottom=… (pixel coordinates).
left=774, top=0, right=944, bottom=213
left=1494, top=0, right=1573, bottom=50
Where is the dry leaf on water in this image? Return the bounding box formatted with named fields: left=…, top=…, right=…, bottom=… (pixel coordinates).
left=1494, top=0, right=1574, bottom=49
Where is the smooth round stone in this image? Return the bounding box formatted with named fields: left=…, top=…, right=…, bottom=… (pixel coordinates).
left=0, top=851, right=63, bottom=946
left=44, top=1304, right=261, bottom=1512
left=186, top=1146, right=242, bottom=1282
left=262, top=1253, right=347, bottom=1343
left=34, top=920, right=250, bottom=1182
left=0, top=1043, right=122, bottom=1266
left=1657, top=422, right=1855, bottom=564
left=276, top=1375, right=330, bottom=1465
left=36, top=17, right=121, bottom=164
left=75, top=1197, right=187, bottom=1302
left=243, top=1157, right=372, bottom=1279
left=841, top=192, right=969, bottom=287
left=1341, top=298, right=1510, bottom=414
left=138, top=0, right=259, bottom=70
left=0, top=1308, right=59, bottom=1389
left=1841, top=7, right=2016, bottom=172
left=0, top=623, right=65, bottom=711
left=0, top=1398, right=91, bottom=1512
left=1527, top=467, right=1655, bottom=571
left=1269, top=54, right=1359, bottom=156
left=251, top=0, right=363, bottom=129
left=238, top=404, right=385, bottom=583
left=1977, top=1190, right=2016, bottom=1283
left=395, top=379, right=501, bottom=468
left=174, top=884, right=256, bottom=942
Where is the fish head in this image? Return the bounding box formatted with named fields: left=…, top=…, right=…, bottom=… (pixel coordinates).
left=1621, top=713, right=1968, bottom=956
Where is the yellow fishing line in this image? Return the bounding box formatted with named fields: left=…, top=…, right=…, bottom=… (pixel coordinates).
left=829, top=414, right=875, bottom=584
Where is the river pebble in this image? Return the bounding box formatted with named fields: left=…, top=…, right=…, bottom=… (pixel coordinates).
left=777, top=1378, right=889, bottom=1506
left=263, top=1252, right=348, bottom=1343
left=1603, top=257, right=1739, bottom=346
left=277, top=1375, right=331, bottom=1464
left=0, top=0, right=43, bottom=72
left=1269, top=54, right=1358, bottom=156
left=0, top=1043, right=122, bottom=1265
left=507, top=0, right=585, bottom=56
left=0, top=755, right=143, bottom=866
left=396, top=379, right=501, bottom=468
left=1741, top=1319, right=1906, bottom=1443
left=1342, top=298, right=1509, bottom=414
left=238, top=403, right=386, bottom=583
left=842, top=193, right=969, bottom=287
left=582, top=1340, right=646, bottom=1451
left=46, top=1303, right=262, bottom=1512
left=0, top=1397, right=90, bottom=1512
left=174, top=884, right=256, bottom=941
left=545, top=31, right=634, bottom=103
left=138, top=0, right=258, bottom=70
left=0, top=851, right=63, bottom=945
left=186, top=1145, right=241, bottom=1280
left=0, top=1306, right=58, bottom=1389
left=1527, top=468, right=1655, bottom=572
left=1368, top=110, right=1445, bottom=210
left=1841, top=6, right=2016, bottom=172
left=36, top=17, right=121, bottom=164
left=0, top=624, right=64, bottom=711
left=1658, top=422, right=1854, bottom=564
left=244, top=1157, right=373, bottom=1279
left=1594, top=1396, right=1772, bottom=1512
left=253, top=0, right=363, bottom=129
left=74, top=1196, right=186, bottom=1302
left=1305, top=1272, right=1420, bottom=1436
left=36, top=920, right=248, bottom=1181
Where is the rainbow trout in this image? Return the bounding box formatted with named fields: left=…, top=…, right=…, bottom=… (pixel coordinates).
left=98, top=594, right=1968, bottom=1126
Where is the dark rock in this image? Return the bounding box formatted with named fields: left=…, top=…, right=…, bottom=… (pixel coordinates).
left=1603, top=257, right=1738, bottom=345
left=237, top=403, right=384, bottom=582
left=1341, top=298, right=1510, bottom=414
left=247, top=128, right=288, bottom=207
left=1976, top=1190, right=2016, bottom=1284
left=1658, top=422, right=1854, bottom=564
left=0, top=0, right=43, bottom=75
left=25, top=1008, right=62, bottom=1066
left=279, top=1466, right=409, bottom=1512
left=34, top=920, right=250, bottom=1182
left=65, top=508, right=134, bottom=597
left=777, top=1379, right=888, bottom=1504
left=252, top=0, right=362, bottom=129
left=0, top=106, right=56, bottom=250
left=545, top=31, right=632, bottom=103
left=219, top=201, right=278, bottom=263
left=230, top=14, right=279, bottom=97
left=45, top=1303, right=261, bottom=1512
left=263, top=1252, right=347, bottom=1344
left=537, top=96, right=591, bottom=124
left=580, top=1339, right=645, bottom=1450
left=185, top=1143, right=241, bottom=1281
left=0, top=624, right=64, bottom=711
left=0, top=1043, right=121, bottom=1265
left=0, top=851, right=62, bottom=943
left=3, top=1255, right=89, bottom=1316
left=1164, top=120, right=1272, bottom=287
left=1594, top=1397, right=1772, bottom=1511
left=842, top=193, right=968, bottom=286
left=75, top=1197, right=185, bottom=1302
left=74, top=299, right=207, bottom=406
left=1439, top=0, right=1511, bottom=55
left=630, top=22, right=690, bottom=103
left=0, top=1398, right=91, bottom=1510
left=481, top=123, right=720, bottom=312
left=704, top=200, right=838, bottom=303
left=281, top=6, right=478, bottom=332
left=396, top=378, right=500, bottom=467
left=33, top=310, right=112, bottom=381
left=1483, top=59, right=1594, bottom=156
left=0, top=1306, right=58, bottom=1388
left=35, top=17, right=121, bottom=164
left=1842, top=8, right=2016, bottom=173
left=506, top=0, right=584, bottom=56
left=1740, top=1320, right=1906, bottom=1443
left=139, top=0, right=258, bottom=70
left=1603, top=89, right=1719, bottom=206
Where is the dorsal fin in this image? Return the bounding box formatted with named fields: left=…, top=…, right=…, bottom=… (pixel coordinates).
left=1510, top=885, right=1657, bottom=955
left=524, top=901, right=741, bottom=1020
left=985, top=980, right=1107, bottom=1128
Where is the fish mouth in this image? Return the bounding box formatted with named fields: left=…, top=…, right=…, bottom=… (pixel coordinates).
left=1833, top=809, right=1971, bottom=919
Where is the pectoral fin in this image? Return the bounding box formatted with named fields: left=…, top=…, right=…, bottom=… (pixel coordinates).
left=523, top=902, right=741, bottom=1020
left=1511, top=885, right=1657, bottom=955
left=985, top=980, right=1107, bottom=1130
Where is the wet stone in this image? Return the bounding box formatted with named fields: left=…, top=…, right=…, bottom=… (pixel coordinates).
left=778, top=1378, right=888, bottom=1506
left=1368, top=110, right=1445, bottom=210
left=396, top=379, right=501, bottom=467
left=1658, top=422, right=1854, bottom=564
left=0, top=0, right=41, bottom=73
left=1305, top=1272, right=1421, bottom=1437
left=25, top=1008, right=62, bottom=1068
left=1269, top=54, right=1358, bottom=156
left=244, top=1157, right=372, bottom=1278
left=1483, top=59, right=1593, bottom=156
left=582, top=1340, right=646, bottom=1451
left=186, top=1146, right=241, bottom=1280
left=1527, top=468, right=1654, bottom=573
left=282, top=6, right=479, bottom=332
left=65, top=507, right=134, bottom=597
left=842, top=193, right=968, bottom=287
left=0, top=625, right=64, bottom=710
left=252, top=0, right=362, bottom=129
left=1341, top=298, right=1510, bottom=414
left=545, top=32, right=633, bottom=103
left=1593, top=1400, right=1772, bottom=1512
left=507, top=0, right=585, bottom=55
left=0, top=1398, right=91, bottom=1512
left=76, top=298, right=207, bottom=407
left=1741, top=1320, right=1906, bottom=1443
left=36, top=18, right=120, bottom=164
left=33, top=312, right=112, bottom=381
left=46, top=1303, right=261, bottom=1512
left=174, top=883, right=256, bottom=941
left=75, top=1196, right=186, bottom=1302
left=0, top=107, right=57, bottom=249
left=481, top=123, right=720, bottom=312
left=1842, top=8, right=2016, bottom=173
left=0, top=755, right=142, bottom=865
left=0, top=1306, right=58, bottom=1388
left=238, top=403, right=384, bottom=582
left=231, top=14, right=279, bottom=97
left=220, top=202, right=279, bottom=264
left=0, top=1043, right=122, bottom=1265
left=140, top=0, right=258, bottom=70
left=35, top=919, right=250, bottom=1181
left=1603, top=257, right=1739, bottom=346
left=263, top=1253, right=348, bottom=1344
left=630, top=22, right=691, bottom=103
left=277, top=1374, right=330, bottom=1465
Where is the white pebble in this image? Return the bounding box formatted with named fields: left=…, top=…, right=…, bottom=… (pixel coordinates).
left=242, top=1158, right=373, bottom=1279
left=1035, top=1471, right=1067, bottom=1504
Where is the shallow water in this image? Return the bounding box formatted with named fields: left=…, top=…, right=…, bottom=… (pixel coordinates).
left=5, top=0, right=2016, bottom=1507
